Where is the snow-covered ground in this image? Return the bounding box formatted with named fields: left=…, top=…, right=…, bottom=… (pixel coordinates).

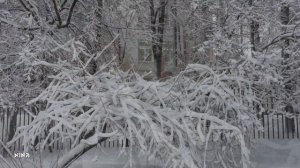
left=2, top=140, right=300, bottom=168
left=74, top=148, right=162, bottom=168
left=252, top=139, right=300, bottom=168
left=1, top=147, right=162, bottom=168
left=75, top=140, right=300, bottom=168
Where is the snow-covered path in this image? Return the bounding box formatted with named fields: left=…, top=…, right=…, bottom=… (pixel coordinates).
left=252, top=139, right=300, bottom=168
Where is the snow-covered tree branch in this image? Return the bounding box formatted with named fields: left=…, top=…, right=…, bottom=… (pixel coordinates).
left=7, top=54, right=259, bottom=167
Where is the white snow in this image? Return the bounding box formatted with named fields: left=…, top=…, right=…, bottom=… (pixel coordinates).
left=8, top=63, right=257, bottom=168
left=3, top=140, right=300, bottom=168
left=1, top=148, right=162, bottom=168
left=252, top=139, right=300, bottom=168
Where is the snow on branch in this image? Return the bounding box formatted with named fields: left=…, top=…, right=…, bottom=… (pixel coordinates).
left=9, top=61, right=256, bottom=168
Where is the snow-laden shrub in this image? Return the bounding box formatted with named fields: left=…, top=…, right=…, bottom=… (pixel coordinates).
left=9, top=62, right=257, bottom=168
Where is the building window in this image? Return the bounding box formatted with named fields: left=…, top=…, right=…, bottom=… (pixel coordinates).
left=163, top=42, right=172, bottom=63
left=138, top=40, right=172, bottom=63
left=138, top=40, right=153, bottom=62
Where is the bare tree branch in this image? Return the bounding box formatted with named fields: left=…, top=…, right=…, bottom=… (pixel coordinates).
left=60, top=0, right=68, bottom=12
left=58, top=0, right=78, bottom=28
left=17, top=0, right=41, bottom=27
left=17, top=0, right=31, bottom=12
left=260, top=32, right=300, bottom=52
left=52, top=0, right=62, bottom=26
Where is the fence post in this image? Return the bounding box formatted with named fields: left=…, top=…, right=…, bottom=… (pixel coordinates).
left=272, top=115, right=274, bottom=139
left=267, top=114, right=270, bottom=139
left=297, top=115, right=299, bottom=138
left=276, top=114, right=279, bottom=139
left=262, top=113, right=265, bottom=138
left=253, top=123, right=255, bottom=139
left=282, top=114, right=285, bottom=139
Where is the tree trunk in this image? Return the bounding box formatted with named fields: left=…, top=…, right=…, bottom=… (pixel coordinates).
left=281, top=4, right=290, bottom=59
left=88, top=0, right=103, bottom=75
left=150, top=0, right=167, bottom=79
left=96, top=0, right=103, bottom=49
left=57, top=124, right=107, bottom=168
left=172, top=0, right=179, bottom=67
left=281, top=4, right=293, bottom=117
left=249, top=0, right=260, bottom=51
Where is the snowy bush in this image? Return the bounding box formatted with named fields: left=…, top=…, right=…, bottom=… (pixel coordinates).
left=8, top=59, right=258, bottom=168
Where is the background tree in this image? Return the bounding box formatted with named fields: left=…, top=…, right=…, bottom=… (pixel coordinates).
left=149, top=0, right=168, bottom=79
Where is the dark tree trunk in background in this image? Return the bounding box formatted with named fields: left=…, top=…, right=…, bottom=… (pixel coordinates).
left=281, top=4, right=290, bottom=59
left=150, top=0, right=167, bottom=79
left=249, top=0, right=260, bottom=51
left=250, top=21, right=259, bottom=51
left=281, top=3, right=291, bottom=94
left=281, top=4, right=294, bottom=133
left=89, top=0, right=103, bottom=75
left=172, top=0, right=179, bottom=67
left=96, top=0, right=103, bottom=50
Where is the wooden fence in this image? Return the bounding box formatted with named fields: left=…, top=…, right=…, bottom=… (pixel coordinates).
left=1, top=108, right=300, bottom=152
left=253, top=113, right=300, bottom=139
left=0, top=108, right=129, bottom=153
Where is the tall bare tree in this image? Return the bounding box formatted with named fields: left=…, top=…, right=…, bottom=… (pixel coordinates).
left=249, top=0, right=260, bottom=51
left=150, top=0, right=168, bottom=79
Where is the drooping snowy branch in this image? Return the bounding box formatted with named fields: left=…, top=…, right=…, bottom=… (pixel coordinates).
left=8, top=60, right=257, bottom=168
